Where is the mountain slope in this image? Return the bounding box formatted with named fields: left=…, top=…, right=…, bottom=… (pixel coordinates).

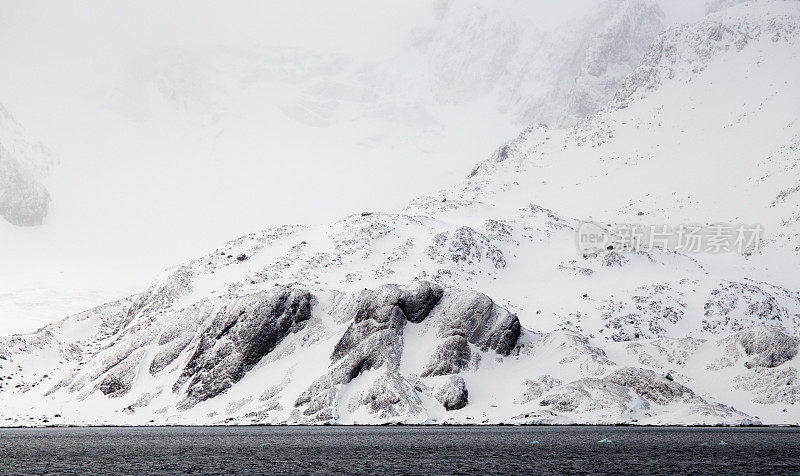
left=1, top=1, right=799, bottom=426
left=0, top=0, right=675, bottom=334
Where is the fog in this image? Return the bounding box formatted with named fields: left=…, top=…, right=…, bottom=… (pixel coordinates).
left=0, top=0, right=705, bottom=333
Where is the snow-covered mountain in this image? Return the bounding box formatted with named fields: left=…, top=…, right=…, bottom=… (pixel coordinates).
left=1, top=1, right=799, bottom=426
left=0, top=0, right=677, bottom=334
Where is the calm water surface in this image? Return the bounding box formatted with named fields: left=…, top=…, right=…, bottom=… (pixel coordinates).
left=0, top=426, right=798, bottom=475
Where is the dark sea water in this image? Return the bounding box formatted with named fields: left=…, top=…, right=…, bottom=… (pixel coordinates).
left=0, top=426, right=798, bottom=475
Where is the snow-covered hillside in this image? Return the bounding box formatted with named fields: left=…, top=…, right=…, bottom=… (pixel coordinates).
left=0, top=0, right=681, bottom=333
left=1, top=1, right=799, bottom=426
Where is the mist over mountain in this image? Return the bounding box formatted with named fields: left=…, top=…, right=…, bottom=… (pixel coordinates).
left=1, top=0, right=798, bottom=426
left=0, top=0, right=704, bottom=333
left=0, top=105, right=51, bottom=226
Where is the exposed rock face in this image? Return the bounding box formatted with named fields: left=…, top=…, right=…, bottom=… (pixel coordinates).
left=422, top=335, right=471, bottom=377
left=429, top=292, right=521, bottom=356
left=539, top=378, right=635, bottom=416
left=717, top=327, right=800, bottom=370
left=126, top=267, right=194, bottom=326
left=536, top=366, right=750, bottom=423
left=436, top=376, right=468, bottom=411
left=735, top=367, right=799, bottom=405
left=613, top=5, right=800, bottom=108
left=356, top=372, right=426, bottom=419
left=98, top=372, right=133, bottom=398
left=739, top=329, right=799, bottom=369
left=601, top=251, right=628, bottom=267
left=703, top=281, right=792, bottom=332
left=294, top=378, right=337, bottom=421
left=606, top=367, right=694, bottom=405
left=515, top=376, right=563, bottom=404
left=399, top=281, right=445, bottom=323
left=602, top=283, right=686, bottom=341
left=294, top=283, right=519, bottom=422
left=175, top=287, right=313, bottom=407
left=426, top=227, right=506, bottom=269
left=296, top=282, right=445, bottom=421
left=330, top=282, right=444, bottom=378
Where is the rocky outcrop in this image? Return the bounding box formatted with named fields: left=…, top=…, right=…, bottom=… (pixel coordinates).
left=294, top=283, right=519, bottom=421
left=735, top=367, right=799, bottom=405
left=606, top=367, right=694, bottom=405
left=715, top=327, right=799, bottom=370
left=536, top=366, right=751, bottom=424
left=356, top=372, right=426, bottom=419
left=539, top=378, right=635, bottom=416
left=330, top=282, right=444, bottom=377
left=428, top=292, right=521, bottom=356
left=125, top=267, right=194, bottom=327
left=421, top=335, right=471, bottom=377
left=175, top=287, right=313, bottom=407
left=703, top=281, right=793, bottom=333
left=295, top=282, right=445, bottom=421
left=602, top=283, right=686, bottom=341
left=426, top=227, right=506, bottom=269
left=613, top=5, right=800, bottom=108
left=738, top=328, right=799, bottom=369
left=435, top=376, right=468, bottom=411
left=398, top=281, right=446, bottom=323
left=515, top=376, right=563, bottom=404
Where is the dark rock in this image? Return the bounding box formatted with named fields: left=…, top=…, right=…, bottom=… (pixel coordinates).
left=737, top=328, right=798, bottom=368
left=398, top=281, right=444, bottom=324
left=98, top=375, right=128, bottom=397
left=703, top=281, right=791, bottom=333
left=331, top=282, right=443, bottom=365
left=606, top=367, right=694, bottom=404
left=434, top=292, right=521, bottom=356
left=295, top=283, right=520, bottom=421
left=358, top=372, right=425, bottom=419
left=296, top=282, right=444, bottom=421
left=602, top=251, right=628, bottom=267
left=426, top=227, right=506, bottom=269
left=175, top=287, right=312, bottom=407
left=421, top=335, right=471, bottom=377
left=436, top=376, right=469, bottom=411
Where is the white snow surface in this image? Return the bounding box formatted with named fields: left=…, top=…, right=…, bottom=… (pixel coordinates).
left=1, top=1, right=799, bottom=426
